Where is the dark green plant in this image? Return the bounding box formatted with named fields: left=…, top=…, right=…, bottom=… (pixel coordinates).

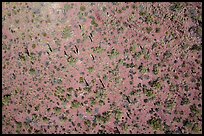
left=148, top=117, right=162, bottom=130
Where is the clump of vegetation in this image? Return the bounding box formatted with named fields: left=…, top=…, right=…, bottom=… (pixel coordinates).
left=42, top=32, right=47, bottom=37
left=173, top=117, right=181, bottom=123
left=155, top=28, right=160, bottom=33
left=144, top=89, right=155, bottom=98
left=29, top=68, right=36, bottom=75
left=32, top=44, right=36, bottom=49
left=138, top=65, right=149, bottom=74
left=84, top=119, right=91, bottom=127
left=86, top=107, right=92, bottom=114
left=165, top=99, right=175, bottom=110
left=53, top=107, right=62, bottom=114
left=79, top=77, right=84, bottom=83
left=92, top=46, right=105, bottom=54
left=16, top=121, right=22, bottom=133
left=183, top=119, right=192, bottom=128
left=42, top=117, right=49, bottom=123
left=53, top=76, right=63, bottom=84
left=132, top=4, right=136, bottom=9
left=192, top=123, right=201, bottom=133
left=30, top=52, right=36, bottom=63
left=19, top=54, right=27, bottom=62
left=91, top=19, right=98, bottom=27
left=146, top=14, right=154, bottom=24
left=67, top=87, right=74, bottom=92
left=102, top=6, right=107, bottom=12
left=2, top=94, right=11, bottom=106
left=117, top=9, right=122, bottom=14
left=121, top=123, right=129, bottom=132
left=114, top=108, right=123, bottom=121
left=83, top=86, right=92, bottom=92
left=154, top=101, right=161, bottom=106
left=66, top=93, right=72, bottom=101
left=80, top=5, right=86, bottom=11
left=190, top=104, right=200, bottom=115
left=108, top=49, right=120, bottom=59
left=139, top=11, right=147, bottom=17
left=103, top=74, right=108, bottom=81
left=34, top=104, right=40, bottom=111
left=12, top=88, right=21, bottom=96
left=67, top=56, right=77, bottom=66
left=169, top=84, right=179, bottom=92
left=66, top=88, right=73, bottom=101
left=152, top=43, right=158, bottom=50
left=169, top=3, right=183, bottom=12
left=78, top=12, right=87, bottom=22
left=55, top=86, right=65, bottom=96
left=114, top=76, right=123, bottom=84
left=122, top=6, right=127, bottom=11
left=59, top=116, right=67, bottom=123
left=144, top=52, right=150, bottom=60
left=180, top=97, right=190, bottom=105
left=134, top=51, right=142, bottom=59
left=146, top=27, right=152, bottom=34
left=96, top=111, right=111, bottom=124
left=32, top=114, right=38, bottom=122
left=163, top=50, right=172, bottom=60
left=189, top=44, right=202, bottom=51
left=129, top=44, right=137, bottom=54
left=99, top=99, right=105, bottom=106
left=71, top=100, right=81, bottom=108
left=130, top=90, right=136, bottom=95
left=139, top=10, right=154, bottom=24
left=149, top=79, right=162, bottom=90
left=64, top=4, right=72, bottom=12
left=88, top=67, right=94, bottom=73
left=90, top=98, right=96, bottom=106
left=96, top=89, right=107, bottom=100
left=62, top=26, right=73, bottom=39
left=153, top=64, right=159, bottom=75
left=147, top=117, right=162, bottom=130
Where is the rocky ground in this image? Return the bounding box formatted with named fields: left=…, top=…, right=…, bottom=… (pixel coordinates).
left=2, top=2, right=202, bottom=134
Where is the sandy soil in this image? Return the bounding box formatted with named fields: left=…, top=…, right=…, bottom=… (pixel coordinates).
left=2, top=2, right=202, bottom=134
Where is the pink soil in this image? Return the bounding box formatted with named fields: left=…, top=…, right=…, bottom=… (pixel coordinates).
left=2, top=2, right=202, bottom=134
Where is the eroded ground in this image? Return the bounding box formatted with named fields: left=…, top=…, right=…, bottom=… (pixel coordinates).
left=2, top=2, right=202, bottom=134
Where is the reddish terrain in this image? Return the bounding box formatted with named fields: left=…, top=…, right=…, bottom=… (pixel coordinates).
left=2, top=2, right=202, bottom=134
